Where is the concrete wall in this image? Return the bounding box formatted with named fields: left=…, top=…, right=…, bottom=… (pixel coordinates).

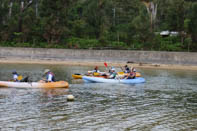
left=0, top=47, right=197, bottom=65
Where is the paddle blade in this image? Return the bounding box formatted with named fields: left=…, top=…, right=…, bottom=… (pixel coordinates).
left=104, top=62, right=108, bottom=67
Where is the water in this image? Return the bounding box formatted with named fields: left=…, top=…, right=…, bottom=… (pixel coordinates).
left=0, top=63, right=197, bottom=131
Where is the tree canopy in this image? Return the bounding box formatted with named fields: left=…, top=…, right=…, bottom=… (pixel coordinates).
left=0, top=0, right=197, bottom=51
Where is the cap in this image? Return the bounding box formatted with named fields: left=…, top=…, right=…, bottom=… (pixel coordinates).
left=12, top=70, right=17, bottom=74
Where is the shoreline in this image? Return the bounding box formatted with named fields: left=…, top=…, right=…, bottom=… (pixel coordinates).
left=1, top=47, right=197, bottom=70
left=1, top=58, right=197, bottom=71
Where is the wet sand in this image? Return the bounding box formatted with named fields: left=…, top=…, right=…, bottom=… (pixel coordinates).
left=1, top=58, right=197, bottom=71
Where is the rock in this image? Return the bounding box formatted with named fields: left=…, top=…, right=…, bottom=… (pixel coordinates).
left=127, top=61, right=135, bottom=63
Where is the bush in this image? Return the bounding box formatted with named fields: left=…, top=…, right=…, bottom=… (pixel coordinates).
left=65, top=37, right=100, bottom=49
left=159, top=36, right=182, bottom=51
left=64, top=37, right=129, bottom=49
left=0, top=35, right=187, bottom=51
left=108, top=41, right=128, bottom=49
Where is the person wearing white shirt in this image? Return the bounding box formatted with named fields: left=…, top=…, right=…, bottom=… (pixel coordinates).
left=44, top=69, right=55, bottom=82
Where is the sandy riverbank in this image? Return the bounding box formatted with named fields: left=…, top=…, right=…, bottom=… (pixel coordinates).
left=1, top=58, right=197, bottom=71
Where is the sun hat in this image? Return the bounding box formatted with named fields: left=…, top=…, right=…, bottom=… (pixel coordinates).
left=44, top=69, right=50, bottom=74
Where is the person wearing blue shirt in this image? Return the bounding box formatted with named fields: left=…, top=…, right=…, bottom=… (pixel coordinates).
left=124, top=65, right=131, bottom=73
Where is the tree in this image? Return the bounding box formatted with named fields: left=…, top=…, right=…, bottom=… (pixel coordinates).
left=18, top=0, right=34, bottom=32
left=39, top=0, right=76, bottom=44
left=189, top=3, right=197, bottom=44
left=141, top=0, right=158, bottom=32
left=0, top=0, right=12, bottom=41
left=0, top=0, right=9, bottom=28
left=130, top=6, right=153, bottom=49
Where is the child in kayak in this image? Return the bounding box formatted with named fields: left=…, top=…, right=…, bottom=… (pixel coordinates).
left=12, top=70, right=28, bottom=82
left=12, top=71, right=20, bottom=82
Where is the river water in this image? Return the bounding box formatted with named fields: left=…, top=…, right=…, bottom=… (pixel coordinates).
left=0, top=63, right=197, bottom=131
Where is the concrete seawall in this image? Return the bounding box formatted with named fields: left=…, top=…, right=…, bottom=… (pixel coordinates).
left=0, top=47, right=197, bottom=66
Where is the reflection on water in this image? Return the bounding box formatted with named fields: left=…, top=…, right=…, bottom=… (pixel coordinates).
left=0, top=63, right=197, bottom=130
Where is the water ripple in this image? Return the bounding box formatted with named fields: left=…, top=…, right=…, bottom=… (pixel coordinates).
left=1, top=65, right=197, bottom=130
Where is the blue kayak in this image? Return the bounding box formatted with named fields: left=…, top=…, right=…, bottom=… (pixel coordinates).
left=82, top=76, right=145, bottom=84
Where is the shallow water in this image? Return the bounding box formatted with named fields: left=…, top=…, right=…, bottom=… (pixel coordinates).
left=0, top=63, right=197, bottom=131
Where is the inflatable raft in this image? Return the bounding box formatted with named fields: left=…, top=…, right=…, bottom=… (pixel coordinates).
left=0, top=81, right=69, bottom=88
left=82, top=76, right=145, bottom=84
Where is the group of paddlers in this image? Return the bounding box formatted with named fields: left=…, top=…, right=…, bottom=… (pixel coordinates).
left=89, top=65, right=137, bottom=79
left=12, top=69, right=55, bottom=82
left=12, top=64, right=137, bottom=82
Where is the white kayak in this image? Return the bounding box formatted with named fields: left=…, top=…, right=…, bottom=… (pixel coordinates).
left=82, top=76, right=145, bottom=84
left=0, top=81, right=69, bottom=88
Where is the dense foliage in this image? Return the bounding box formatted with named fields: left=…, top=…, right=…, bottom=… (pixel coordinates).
left=0, top=0, right=197, bottom=51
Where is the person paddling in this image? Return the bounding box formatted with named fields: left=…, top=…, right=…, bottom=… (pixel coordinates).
left=93, top=66, right=100, bottom=73
left=12, top=71, right=20, bottom=82
left=88, top=66, right=101, bottom=76
left=124, top=65, right=131, bottom=73
left=43, top=69, right=55, bottom=82
left=12, top=70, right=28, bottom=82
left=124, top=67, right=136, bottom=79
left=108, top=67, right=117, bottom=79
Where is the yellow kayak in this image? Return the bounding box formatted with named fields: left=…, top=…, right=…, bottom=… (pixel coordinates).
left=117, top=72, right=141, bottom=77
left=72, top=72, right=141, bottom=79
left=72, top=74, right=107, bottom=79
left=72, top=74, right=82, bottom=79
left=0, top=81, right=69, bottom=88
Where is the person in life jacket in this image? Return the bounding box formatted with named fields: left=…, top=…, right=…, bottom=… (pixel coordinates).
left=12, top=70, right=27, bottom=82
left=124, top=65, right=131, bottom=73
left=12, top=71, right=20, bottom=82
left=93, top=66, right=99, bottom=72
left=108, top=67, right=117, bottom=79
left=125, top=67, right=136, bottom=79
left=44, top=69, right=55, bottom=82
left=92, top=66, right=100, bottom=76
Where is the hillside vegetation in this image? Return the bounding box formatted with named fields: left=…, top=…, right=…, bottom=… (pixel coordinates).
left=0, top=0, right=197, bottom=51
